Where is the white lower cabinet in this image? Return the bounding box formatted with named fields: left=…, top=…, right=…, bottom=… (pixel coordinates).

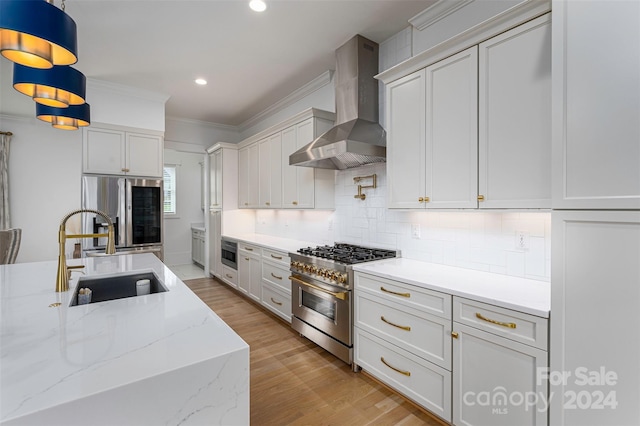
left=452, top=297, right=548, bottom=426
left=191, top=229, right=205, bottom=267
left=221, top=265, right=238, bottom=288
left=354, top=272, right=549, bottom=426
left=354, top=272, right=452, bottom=422
left=238, top=246, right=261, bottom=301
left=261, top=282, right=291, bottom=322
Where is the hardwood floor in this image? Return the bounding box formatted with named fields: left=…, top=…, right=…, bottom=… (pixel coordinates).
left=185, top=277, right=446, bottom=426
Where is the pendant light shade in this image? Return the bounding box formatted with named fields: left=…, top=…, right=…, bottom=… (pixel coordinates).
left=13, top=63, right=86, bottom=108
left=0, top=0, right=78, bottom=69
left=36, top=102, right=90, bottom=130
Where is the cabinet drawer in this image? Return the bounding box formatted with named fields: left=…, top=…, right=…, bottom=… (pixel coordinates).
left=221, top=265, right=238, bottom=287
left=355, top=329, right=451, bottom=422
left=355, top=291, right=451, bottom=370
left=239, top=243, right=261, bottom=255
left=262, top=260, right=290, bottom=294
left=262, top=282, right=291, bottom=322
left=355, top=272, right=451, bottom=319
left=262, top=248, right=289, bottom=266
left=454, top=297, right=548, bottom=350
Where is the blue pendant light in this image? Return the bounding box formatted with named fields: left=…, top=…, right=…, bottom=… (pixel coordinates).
left=36, top=102, right=90, bottom=130
left=13, top=63, right=86, bottom=107
left=0, top=0, right=78, bottom=69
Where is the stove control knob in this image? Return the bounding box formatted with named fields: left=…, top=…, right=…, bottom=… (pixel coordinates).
left=338, top=273, right=347, bottom=284
left=310, top=266, right=319, bottom=274
left=318, top=268, right=327, bottom=278
left=303, top=264, right=312, bottom=272
left=328, top=271, right=337, bottom=281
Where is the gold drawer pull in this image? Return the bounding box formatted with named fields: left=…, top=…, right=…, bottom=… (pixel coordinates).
left=476, top=312, right=517, bottom=329
left=244, top=202, right=248, bottom=206
left=451, top=331, right=459, bottom=339
left=244, top=247, right=253, bottom=251
left=418, top=197, right=424, bottom=202
left=270, top=254, right=282, bottom=260
left=381, top=316, right=411, bottom=331
left=380, top=286, right=410, bottom=298
left=292, top=201, right=298, bottom=205
left=270, top=297, right=283, bottom=306
left=244, top=257, right=250, bottom=261
left=380, top=357, right=411, bottom=377
left=271, top=272, right=283, bottom=280
left=265, top=202, right=270, bottom=206
left=477, top=195, right=485, bottom=201
left=225, top=274, right=233, bottom=279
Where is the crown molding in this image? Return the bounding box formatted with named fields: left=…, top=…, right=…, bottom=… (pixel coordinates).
left=238, top=70, right=333, bottom=132
left=165, top=116, right=238, bottom=132
left=409, top=0, right=475, bottom=31
left=87, top=78, right=170, bottom=103
left=377, top=0, right=551, bottom=84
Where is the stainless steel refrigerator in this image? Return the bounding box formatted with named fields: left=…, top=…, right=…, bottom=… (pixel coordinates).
left=81, top=175, right=164, bottom=260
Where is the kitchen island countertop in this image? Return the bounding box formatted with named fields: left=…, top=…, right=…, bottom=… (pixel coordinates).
left=0, top=254, right=249, bottom=425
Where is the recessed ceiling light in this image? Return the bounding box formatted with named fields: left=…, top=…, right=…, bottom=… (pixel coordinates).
left=195, top=78, right=207, bottom=85
left=249, top=0, right=267, bottom=12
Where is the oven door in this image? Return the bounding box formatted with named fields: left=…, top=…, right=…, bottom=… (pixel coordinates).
left=290, top=274, right=351, bottom=345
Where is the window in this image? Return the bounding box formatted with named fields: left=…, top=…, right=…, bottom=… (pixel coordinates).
left=163, top=165, right=177, bottom=215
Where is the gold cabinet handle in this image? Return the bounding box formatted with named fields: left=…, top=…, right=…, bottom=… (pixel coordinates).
left=418, top=197, right=424, bottom=202
left=477, top=195, right=485, bottom=201
left=380, top=286, right=410, bottom=298
left=451, top=331, right=459, bottom=339
left=244, top=247, right=253, bottom=251
left=270, top=297, right=283, bottom=306
left=244, top=202, right=248, bottom=206
left=381, top=316, right=411, bottom=331
left=380, top=357, right=411, bottom=377
left=270, top=254, right=282, bottom=260
left=265, top=202, right=270, bottom=206
left=476, top=312, right=516, bottom=329
left=244, top=257, right=250, bottom=261
left=271, top=272, right=283, bottom=280
left=225, top=274, right=233, bottom=279
left=292, top=201, right=298, bottom=205
left=424, top=196, right=430, bottom=202
left=289, top=275, right=348, bottom=300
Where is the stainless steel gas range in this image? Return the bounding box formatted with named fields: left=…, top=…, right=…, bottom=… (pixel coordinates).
left=289, top=243, right=398, bottom=366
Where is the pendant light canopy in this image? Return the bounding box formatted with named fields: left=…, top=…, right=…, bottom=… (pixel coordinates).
left=36, top=102, right=90, bottom=130
left=13, top=63, right=86, bottom=107
left=0, top=0, right=78, bottom=69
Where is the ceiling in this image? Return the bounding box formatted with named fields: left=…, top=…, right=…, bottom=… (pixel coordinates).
left=0, top=0, right=434, bottom=128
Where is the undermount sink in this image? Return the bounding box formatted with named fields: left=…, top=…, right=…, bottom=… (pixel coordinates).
left=69, top=271, right=168, bottom=307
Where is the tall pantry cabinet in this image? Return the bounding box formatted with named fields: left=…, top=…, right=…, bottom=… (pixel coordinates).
left=550, top=1, right=640, bottom=425
left=206, top=143, right=238, bottom=279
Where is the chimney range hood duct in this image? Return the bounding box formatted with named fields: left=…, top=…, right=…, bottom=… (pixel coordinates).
left=289, top=35, right=386, bottom=170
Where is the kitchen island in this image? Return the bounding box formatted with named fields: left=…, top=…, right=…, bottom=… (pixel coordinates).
left=0, top=254, right=249, bottom=425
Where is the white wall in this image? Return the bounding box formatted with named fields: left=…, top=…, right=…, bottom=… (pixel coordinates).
left=163, top=149, right=206, bottom=266
left=0, top=115, right=82, bottom=263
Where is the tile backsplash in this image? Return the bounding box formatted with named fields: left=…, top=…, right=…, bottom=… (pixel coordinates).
left=255, top=163, right=551, bottom=282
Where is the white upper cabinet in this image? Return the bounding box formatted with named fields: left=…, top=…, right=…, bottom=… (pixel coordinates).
left=386, top=14, right=551, bottom=210
left=386, top=70, right=426, bottom=209
left=479, top=13, right=552, bottom=209
left=258, top=133, right=282, bottom=208
left=426, top=46, right=478, bottom=209
left=83, top=126, right=163, bottom=177
left=209, top=148, right=223, bottom=209
left=387, top=46, right=478, bottom=209
left=552, top=1, right=640, bottom=209
left=238, top=109, right=335, bottom=210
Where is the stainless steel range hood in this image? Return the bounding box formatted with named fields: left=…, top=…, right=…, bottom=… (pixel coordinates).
left=289, top=35, right=386, bottom=170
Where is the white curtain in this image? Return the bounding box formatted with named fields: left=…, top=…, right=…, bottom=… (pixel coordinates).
left=0, top=132, right=11, bottom=230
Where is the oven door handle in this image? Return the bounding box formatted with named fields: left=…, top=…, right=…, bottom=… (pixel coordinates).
left=289, top=276, right=348, bottom=301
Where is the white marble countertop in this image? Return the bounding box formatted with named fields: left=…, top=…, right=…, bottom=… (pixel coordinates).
left=352, top=258, right=550, bottom=318
left=222, top=233, right=321, bottom=254
left=0, top=254, right=249, bottom=424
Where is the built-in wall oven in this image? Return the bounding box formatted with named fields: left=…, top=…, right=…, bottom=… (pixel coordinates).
left=221, top=238, right=237, bottom=270
left=290, top=243, right=397, bottom=367
left=81, top=175, right=164, bottom=260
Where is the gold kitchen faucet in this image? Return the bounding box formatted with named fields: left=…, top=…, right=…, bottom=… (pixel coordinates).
left=55, top=209, right=116, bottom=292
